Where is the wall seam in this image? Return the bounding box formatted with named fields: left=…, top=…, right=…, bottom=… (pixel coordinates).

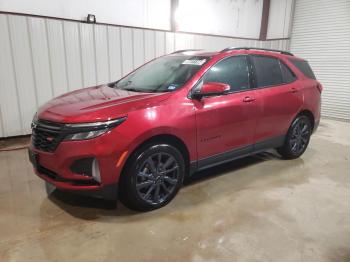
left=93, top=24, right=98, bottom=85
left=119, top=28, right=124, bottom=75
left=26, top=16, right=39, bottom=109
left=6, top=15, right=24, bottom=134
left=61, top=21, right=70, bottom=91
left=44, top=19, right=55, bottom=97
left=153, top=30, right=157, bottom=58
left=163, top=31, right=166, bottom=55
left=106, top=26, right=111, bottom=81
left=142, top=30, right=146, bottom=63
left=282, top=0, right=288, bottom=38
left=131, top=28, right=135, bottom=69
left=78, top=24, right=85, bottom=87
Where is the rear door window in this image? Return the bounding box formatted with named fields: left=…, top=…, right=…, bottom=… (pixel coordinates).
left=251, top=55, right=284, bottom=87
left=289, top=59, right=316, bottom=79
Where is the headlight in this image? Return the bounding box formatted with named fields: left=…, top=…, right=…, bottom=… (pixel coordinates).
left=63, top=117, right=127, bottom=141
left=64, top=129, right=109, bottom=140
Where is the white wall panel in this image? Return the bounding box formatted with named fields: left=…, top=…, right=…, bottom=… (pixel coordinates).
left=133, top=29, right=145, bottom=68
left=94, top=24, right=110, bottom=84
left=155, top=31, right=166, bottom=57
left=165, top=32, right=175, bottom=54
left=0, top=15, right=22, bottom=137
left=107, top=26, right=122, bottom=80
left=46, top=19, right=69, bottom=96
left=27, top=17, right=53, bottom=105
left=177, top=0, right=263, bottom=39
left=63, top=21, right=84, bottom=91
left=290, top=0, right=350, bottom=120
left=80, top=23, right=96, bottom=87
left=8, top=16, right=37, bottom=135
left=0, top=14, right=290, bottom=137
left=0, top=0, right=171, bottom=30
left=144, top=30, right=156, bottom=62
left=175, top=33, right=194, bottom=50
left=120, top=27, right=133, bottom=76
left=267, top=0, right=294, bottom=39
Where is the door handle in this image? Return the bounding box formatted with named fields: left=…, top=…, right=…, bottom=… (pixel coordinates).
left=290, top=87, right=298, bottom=93
left=243, top=96, right=256, bottom=103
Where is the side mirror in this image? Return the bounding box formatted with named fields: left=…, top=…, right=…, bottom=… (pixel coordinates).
left=192, top=82, right=230, bottom=99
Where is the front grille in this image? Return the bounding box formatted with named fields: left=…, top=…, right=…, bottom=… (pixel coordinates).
left=32, top=120, right=65, bottom=152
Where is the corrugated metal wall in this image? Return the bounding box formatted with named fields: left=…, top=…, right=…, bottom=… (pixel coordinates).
left=0, top=14, right=290, bottom=137
left=290, top=0, right=350, bottom=120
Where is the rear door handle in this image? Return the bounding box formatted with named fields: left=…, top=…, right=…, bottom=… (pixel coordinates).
left=243, top=96, right=256, bottom=103
left=290, top=87, right=298, bottom=93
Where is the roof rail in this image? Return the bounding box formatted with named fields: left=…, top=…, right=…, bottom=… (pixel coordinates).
left=171, top=49, right=202, bottom=54
left=220, top=47, right=293, bottom=56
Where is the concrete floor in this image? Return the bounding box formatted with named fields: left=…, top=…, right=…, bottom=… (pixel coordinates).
left=0, top=118, right=350, bottom=262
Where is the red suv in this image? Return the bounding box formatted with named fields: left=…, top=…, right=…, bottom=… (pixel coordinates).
left=29, top=47, right=322, bottom=211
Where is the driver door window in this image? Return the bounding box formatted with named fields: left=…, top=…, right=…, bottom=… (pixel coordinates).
left=203, top=56, right=250, bottom=92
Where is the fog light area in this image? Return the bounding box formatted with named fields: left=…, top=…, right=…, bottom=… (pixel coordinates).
left=92, top=158, right=101, bottom=183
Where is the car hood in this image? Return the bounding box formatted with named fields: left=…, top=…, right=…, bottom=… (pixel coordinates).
left=37, top=85, right=172, bottom=123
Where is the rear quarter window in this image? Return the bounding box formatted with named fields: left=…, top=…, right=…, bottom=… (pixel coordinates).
left=289, top=59, right=316, bottom=80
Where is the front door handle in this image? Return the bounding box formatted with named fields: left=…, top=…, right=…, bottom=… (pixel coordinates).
left=290, top=87, right=298, bottom=93
left=243, top=96, right=256, bottom=103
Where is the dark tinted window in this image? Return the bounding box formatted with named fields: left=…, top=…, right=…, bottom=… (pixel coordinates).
left=280, top=62, right=296, bottom=83
left=289, top=59, right=316, bottom=79
left=251, top=55, right=283, bottom=87
left=204, top=56, right=249, bottom=92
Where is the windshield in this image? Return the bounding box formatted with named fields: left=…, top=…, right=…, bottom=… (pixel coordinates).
left=114, top=56, right=210, bottom=93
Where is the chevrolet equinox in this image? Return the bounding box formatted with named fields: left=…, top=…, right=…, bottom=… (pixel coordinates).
left=29, top=47, right=322, bottom=211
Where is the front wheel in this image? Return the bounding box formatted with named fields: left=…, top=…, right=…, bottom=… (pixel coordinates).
left=277, top=115, right=312, bottom=159
left=119, top=143, right=185, bottom=211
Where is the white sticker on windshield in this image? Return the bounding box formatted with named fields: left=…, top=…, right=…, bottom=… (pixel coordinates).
left=182, top=59, right=206, bottom=66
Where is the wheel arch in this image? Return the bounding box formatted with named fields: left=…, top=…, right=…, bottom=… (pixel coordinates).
left=120, top=133, right=191, bottom=182
left=297, top=109, right=315, bottom=131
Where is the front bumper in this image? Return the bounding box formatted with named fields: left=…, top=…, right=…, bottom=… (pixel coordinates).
left=28, top=129, right=131, bottom=200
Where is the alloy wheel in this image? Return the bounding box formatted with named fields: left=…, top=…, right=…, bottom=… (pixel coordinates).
left=136, top=152, right=179, bottom=205
left=289, top=119, right=310, bottom=155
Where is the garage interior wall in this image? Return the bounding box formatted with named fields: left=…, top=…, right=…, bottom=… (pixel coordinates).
left=290, top=0, right=350, bottom=120
left=176, top=0, right=263, bottom=38
left=267, top=0, right=294, bottom=39
left=0, top=0, right=172, bottom=30
left=0, top=13, right=290, bottom=138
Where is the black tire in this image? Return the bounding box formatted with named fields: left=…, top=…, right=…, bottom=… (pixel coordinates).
left=277, top=115, right=312, bottom=159
left=119, top=143, right=185, bottom=211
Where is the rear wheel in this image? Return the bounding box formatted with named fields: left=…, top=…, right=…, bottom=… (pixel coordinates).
left=277, top=115, right=312, bottom=159
left=119, top=143, right=185, bottom=211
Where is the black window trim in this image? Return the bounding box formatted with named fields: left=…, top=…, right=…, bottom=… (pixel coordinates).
left=248, top=54, right=298, bottom=90
left=189, top=54, right=253, bottom=99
